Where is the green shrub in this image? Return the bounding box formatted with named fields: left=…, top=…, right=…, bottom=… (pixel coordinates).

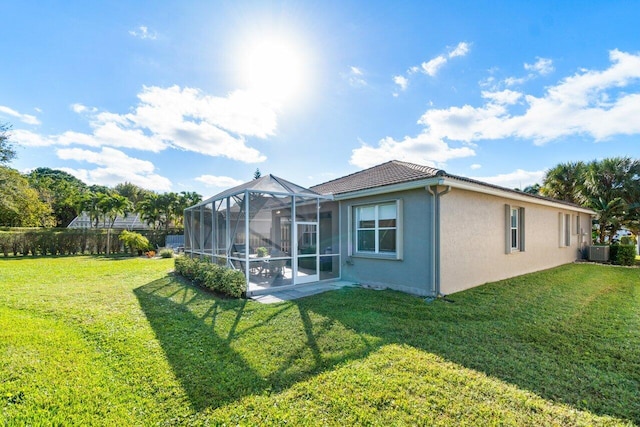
left=613, top=244, right=636, bottom=266
left=119, top=230, right=150, bottom=255
left=620, top=235, right=637, bottom=246
left=159, top=248, right=174, bottom=258
left=256, top=246, right=268, bottom=257
left=174, top=256, right=246, bottom=297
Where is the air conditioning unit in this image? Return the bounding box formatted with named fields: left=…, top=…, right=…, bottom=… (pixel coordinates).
left=589, top=245, right=610, bottom=262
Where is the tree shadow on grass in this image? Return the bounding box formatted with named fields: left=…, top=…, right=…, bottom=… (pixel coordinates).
left=134, top=276, right=378, bottom=411
left=299, top=283, right=640, bottom=424
left=135, top=268, right=638, bottom=423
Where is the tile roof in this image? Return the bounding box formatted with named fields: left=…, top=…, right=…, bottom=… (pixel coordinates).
left=310, top=160, right=444, bottom=195
left=310, top=160, right=590, bottom=211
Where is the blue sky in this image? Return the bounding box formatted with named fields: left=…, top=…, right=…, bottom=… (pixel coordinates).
left=2, top=1, right=640, bottom=198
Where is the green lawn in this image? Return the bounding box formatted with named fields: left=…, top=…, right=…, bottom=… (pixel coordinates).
left=1, top=257, right=638, bottom=426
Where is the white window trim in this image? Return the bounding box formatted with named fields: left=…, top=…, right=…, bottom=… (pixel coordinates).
left=350, top=200, right=403, bottom=260
left=505, top=204, right=525, bottom=254
left=559, top=212, right=572, bottom=247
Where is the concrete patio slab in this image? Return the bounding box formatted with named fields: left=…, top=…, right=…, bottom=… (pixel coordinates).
left=250, top=280, right=358, bottom=304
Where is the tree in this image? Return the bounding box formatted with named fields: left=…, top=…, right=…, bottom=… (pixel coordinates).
left=97, top=193, right=132, bottom=229
left=541, top=157, right=640, bottom=244
left=540, top=161, right=586, bottom=204
left=97, top=193, right=132, bottom=254
left=0, top=123, right=16, bottom=165
left=174, top=191, right=202, bottom=229
left=137, top=193, right=163, bottom=230
left=522, top=183, right=541, bottom=195
left=581, top=157, right=640, bottom=243
left=0, top=166, right=55, bottom=226
left=254, top=168, right=261, bottom=180
left=27, top=167, right=88, bottom=227
left=76, top=191, right=104, bottom=228
left=114, top=182, right=152, bottom=209
left=157, top=192, right=180, bottom=230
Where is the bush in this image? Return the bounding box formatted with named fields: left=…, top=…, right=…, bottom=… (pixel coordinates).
left=119, top=230, right=150, bottom=256
left=256, top=246, right=268, bottom=257
left=174, top=256, right=246, bottom=298
left=613, top=244, right=636, bottom=266
left=159, top=248, right=174, bottom=258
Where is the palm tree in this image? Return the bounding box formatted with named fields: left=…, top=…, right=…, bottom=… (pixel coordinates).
left=97, top=193, right=132, bottom=254
left=589, top=196, right=626, bottom=243
left=540, top=161, right=586, bottom=204
left=582, top=157, right=640, bottom=242
left=174, top=191, right=202, bottom=229
left=157, top=192, right=180, bottom=230
left=137, top=193, right=161, bottom=230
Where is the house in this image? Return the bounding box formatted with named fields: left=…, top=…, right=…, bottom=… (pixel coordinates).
left=184, top=161, right=595, bottom=297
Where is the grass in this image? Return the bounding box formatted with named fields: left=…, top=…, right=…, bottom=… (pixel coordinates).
left=1, top=256, right=639, bottom=426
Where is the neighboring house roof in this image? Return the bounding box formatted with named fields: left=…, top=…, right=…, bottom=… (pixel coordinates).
left=311, top=160, right=595, bottom=214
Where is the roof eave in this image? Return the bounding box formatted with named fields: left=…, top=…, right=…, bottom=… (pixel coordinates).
left=331, top=176, right=595, bottom=215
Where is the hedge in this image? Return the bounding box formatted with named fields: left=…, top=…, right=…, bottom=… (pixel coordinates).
left=611, top=244, right=636, bottom=266
left=0, top=228, right=181, bottom=257
left=174, top=256, right=246, bottom=298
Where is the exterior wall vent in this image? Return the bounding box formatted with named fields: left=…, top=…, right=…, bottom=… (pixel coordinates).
left=588, top=245, right=610, bottom=262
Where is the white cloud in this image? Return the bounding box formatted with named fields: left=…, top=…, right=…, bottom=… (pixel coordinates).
left=11, top=129, right=55, bottom=146
left=0, top=105, right=40, bottom=125
left=393, top=75, right=408, bottom=91
left=57, top=147, right=172, bottom=191
left=350, top=133, right=475, bottom=169
left=470, top=163, right=482, bottom=170
left=392, top=41, right=470, bottom=95
left=481, top=89, right=522, bottom=105
left=129, top=25, right=157, bottom=40
left=501, top=57, right=554, bottom=89
left=353, top=49, right=640, bottom=168
left=471, top=169, right=545, bottom=190
left=503, top=76, right=527, bottom=87
left=524, top=57, right=554, bottom=75
left=14, top=85, right=275, bottom=163
left=346, top=66, right=367, bottom=87
left=448, top=42, right=470, bottom=58
left=71, top=103, right=97, bottom=114
left=195, top=175, right=244, bottom=188
left=421, top=55, right=447, bottom=77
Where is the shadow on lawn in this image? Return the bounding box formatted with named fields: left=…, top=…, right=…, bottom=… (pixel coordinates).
left=135, top=272, right=638, bottom=423
left=134, top=276, right=376, bottom=411
left=299, top=284, right=640, bottom=424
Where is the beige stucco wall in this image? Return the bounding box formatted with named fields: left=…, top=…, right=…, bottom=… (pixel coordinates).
left=439, top=187, right=592, bottom=295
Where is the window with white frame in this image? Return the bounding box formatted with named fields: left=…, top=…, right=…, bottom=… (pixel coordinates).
left=510, top=207, right=519, bottom=250
left=559, top=213, right=571, bottom=247
left=505, top=204, right=525, bottom=253
left=354, top=202, right=398, bottom=255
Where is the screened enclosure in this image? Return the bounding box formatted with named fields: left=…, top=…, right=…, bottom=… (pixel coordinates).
left=184, top=175, right=340, bottom=294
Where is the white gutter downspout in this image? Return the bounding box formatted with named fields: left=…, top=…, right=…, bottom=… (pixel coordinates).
left=426, top=184, right=451, bottom=297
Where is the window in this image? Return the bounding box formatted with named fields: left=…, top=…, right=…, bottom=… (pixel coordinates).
left=354, top=202, right=398, bottom=255
left=510, top=208, right=519, bottom=250
left=559, top=213, right=571, bottom=247
left=575, top=214, right=580, bottom=235
left=505, top=204, right=525, bottom=253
